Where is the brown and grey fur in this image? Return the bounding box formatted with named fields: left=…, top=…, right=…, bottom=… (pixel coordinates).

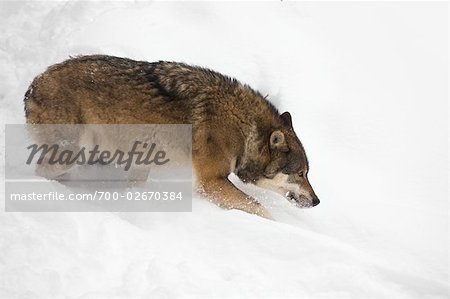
left=24, top=55, right=319, bottom=218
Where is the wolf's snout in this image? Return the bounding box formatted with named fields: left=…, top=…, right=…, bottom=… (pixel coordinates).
left=285, top=191, right=319, bottom=208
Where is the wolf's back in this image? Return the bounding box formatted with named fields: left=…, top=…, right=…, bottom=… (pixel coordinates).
left=24, top=55, right=276, bottom=130
left=24, top=55, right=199, bottom=124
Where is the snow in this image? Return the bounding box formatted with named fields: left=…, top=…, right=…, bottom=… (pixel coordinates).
left=0, top=1, right=448, bottom=298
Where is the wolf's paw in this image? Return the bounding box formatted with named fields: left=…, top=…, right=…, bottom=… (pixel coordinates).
left=255, top=206, right=273, bottom=220
left=240, top=201, right=273, bottom=220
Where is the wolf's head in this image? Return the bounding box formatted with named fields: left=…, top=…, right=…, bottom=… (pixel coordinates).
left=256, top=111, right=320, bottom=208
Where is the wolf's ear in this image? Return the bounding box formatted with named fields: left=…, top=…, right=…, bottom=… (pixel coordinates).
left=270, top=130, right=288, bottom=151
left=281, top=111, right=292, bottom=128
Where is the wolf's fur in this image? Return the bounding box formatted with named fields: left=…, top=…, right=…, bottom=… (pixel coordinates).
left=24, top=55, right=319, bottom=218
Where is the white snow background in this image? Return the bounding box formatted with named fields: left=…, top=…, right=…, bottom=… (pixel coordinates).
left=0, top=1, right=448, bottom=298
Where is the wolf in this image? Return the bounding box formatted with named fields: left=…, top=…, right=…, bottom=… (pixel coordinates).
left=24, top=55, right=320, bottom=218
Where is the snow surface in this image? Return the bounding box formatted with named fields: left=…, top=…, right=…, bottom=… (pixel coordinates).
left=0, top=1, right=448, bottom=298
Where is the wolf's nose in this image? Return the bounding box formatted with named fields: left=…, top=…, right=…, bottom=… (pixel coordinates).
left=312, top=198, right=320, bottom=207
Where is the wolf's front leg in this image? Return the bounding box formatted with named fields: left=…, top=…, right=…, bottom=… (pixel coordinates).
left=198, top=178, right=272, bottom=219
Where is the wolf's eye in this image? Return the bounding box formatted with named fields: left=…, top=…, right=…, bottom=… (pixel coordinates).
left=298, top=171, right=304, bottom=177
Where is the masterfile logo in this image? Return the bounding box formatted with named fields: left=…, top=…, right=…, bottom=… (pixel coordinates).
left=5, top=124, right=193, bottom=212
